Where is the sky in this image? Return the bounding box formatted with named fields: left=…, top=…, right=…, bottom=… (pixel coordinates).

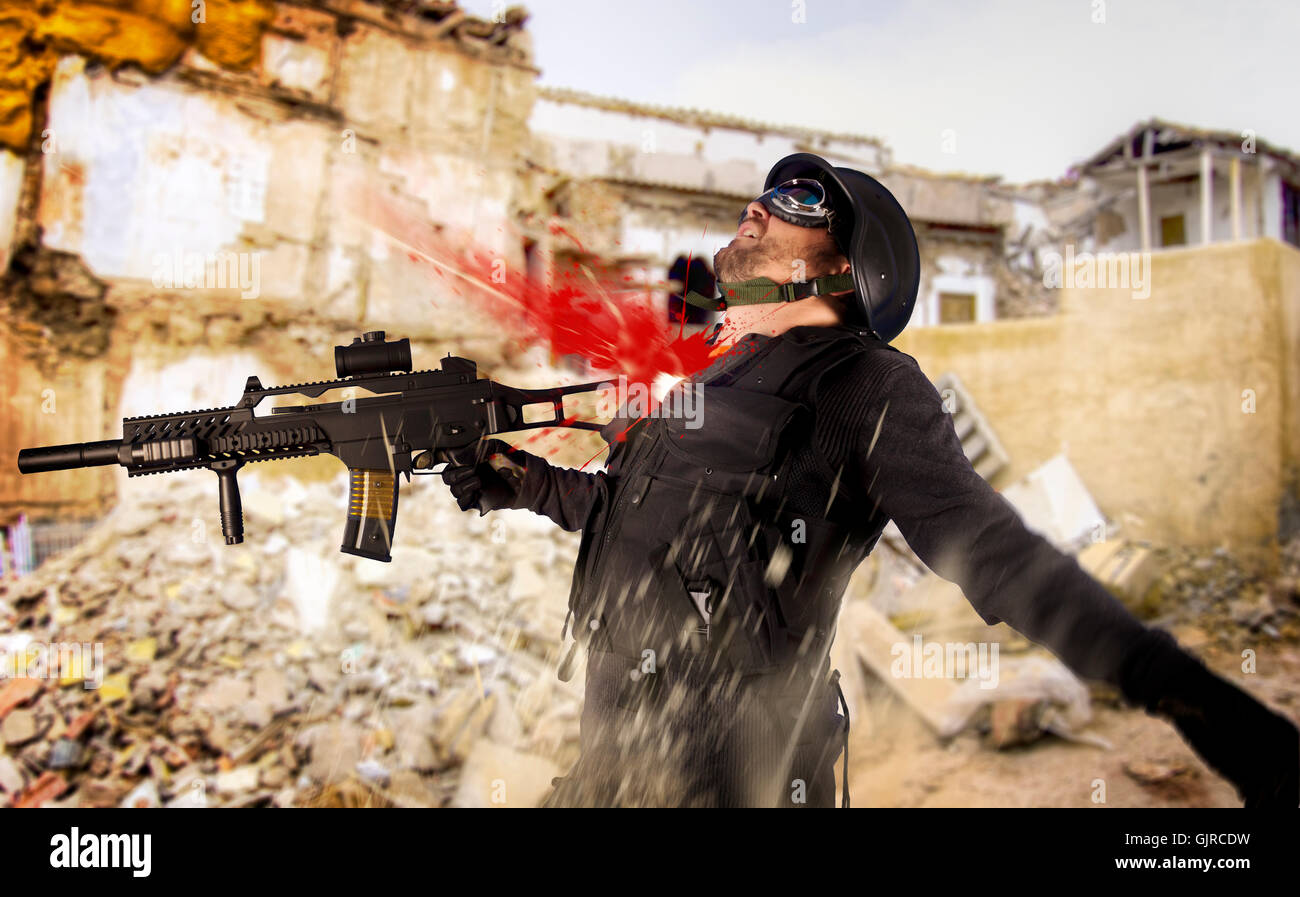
left=460, top=0, right=1300, bottom=183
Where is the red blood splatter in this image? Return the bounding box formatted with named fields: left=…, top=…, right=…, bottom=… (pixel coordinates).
left=547, top=222, right=586, bottom=254
left=347, top=187, right=723, bottom=389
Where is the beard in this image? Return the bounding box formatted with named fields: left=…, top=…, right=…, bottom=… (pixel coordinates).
left=714, top=233, right=796, bottom=282
left=714, top=229, right=840, bottom=284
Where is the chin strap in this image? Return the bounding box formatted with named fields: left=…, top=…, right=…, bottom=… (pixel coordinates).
left=683, top=273, right=854, bottom=310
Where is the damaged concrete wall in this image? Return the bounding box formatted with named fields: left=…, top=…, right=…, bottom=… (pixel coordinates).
left=0, top=0, right=541, bottom=519
left=529, top=89, right=891, bottom=303
left=894, top=238, right=1300, bottom=571
left=532, top=94, right=1062, bottom=326
left=532, top=88, right=890, bottom=195
left=910, top=234, right=1000, bottom=327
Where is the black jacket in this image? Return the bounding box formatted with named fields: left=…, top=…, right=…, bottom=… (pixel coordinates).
left=512, top=325, right=1149, bottom=683
left=500, top=324, right=1160, bottom=806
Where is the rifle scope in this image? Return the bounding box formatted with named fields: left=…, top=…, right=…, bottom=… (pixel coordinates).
left=334, top=331, right=412, bottom=378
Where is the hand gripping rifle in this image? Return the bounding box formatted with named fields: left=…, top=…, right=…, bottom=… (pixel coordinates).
left=17, top=331, right=605, bottom=562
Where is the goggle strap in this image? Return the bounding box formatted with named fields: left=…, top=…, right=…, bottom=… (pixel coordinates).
left=684, top=272, right=854, bottom=309
left=682, top=290, right=725, bottom=310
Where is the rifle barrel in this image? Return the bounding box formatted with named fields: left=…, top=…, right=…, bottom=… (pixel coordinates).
left=17, top=440, right=122, bottom=473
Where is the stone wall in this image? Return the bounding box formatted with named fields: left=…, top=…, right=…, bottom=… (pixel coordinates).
left=894, top=238, right=1300, bottom=570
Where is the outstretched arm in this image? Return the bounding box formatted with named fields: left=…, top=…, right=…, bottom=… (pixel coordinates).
left=850, top=356, right=1297, bottom=806
left=852, top=358, right=1148, bottom=683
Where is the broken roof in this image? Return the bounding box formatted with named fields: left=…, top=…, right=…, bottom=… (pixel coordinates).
left=1076, top=117, right=1300, bottom=178
left=312, top=1, right=532, bottom=63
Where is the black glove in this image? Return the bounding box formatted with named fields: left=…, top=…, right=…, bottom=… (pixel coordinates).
left=438, top=438, right=527, bottom=515
left=1120, top=627, right=1299, bottom=807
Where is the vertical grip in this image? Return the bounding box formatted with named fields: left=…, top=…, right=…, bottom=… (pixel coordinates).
left=340, top=468, right=399, bottom=562
left=212, top=459, right=244, bottom=545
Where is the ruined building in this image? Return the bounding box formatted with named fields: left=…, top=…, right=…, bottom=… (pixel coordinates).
left=2, top=1, right=1300, bottom=575
left=530, top=86, right=1061, bottom=327
left=1075, top=119, right=1300, bottom=254
left=0, top=0, right=544, bottom=534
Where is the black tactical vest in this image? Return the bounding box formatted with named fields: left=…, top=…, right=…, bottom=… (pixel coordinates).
left=563, top=325, right=901, bottom=683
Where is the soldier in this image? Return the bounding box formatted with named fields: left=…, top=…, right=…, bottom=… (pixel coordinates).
left=442, top=153, right=1299, bottom=808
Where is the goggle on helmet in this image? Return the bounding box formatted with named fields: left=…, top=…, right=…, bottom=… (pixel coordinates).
left=738, top=178, right=835, bottom=230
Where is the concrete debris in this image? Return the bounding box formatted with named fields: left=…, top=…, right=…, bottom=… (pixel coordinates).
left=1, top=708, right=39, bottom=746
left=451, top=739, right=561, bottom=808
left=0, top=753, right=23, bottom=793
left=47, top=737, right=83, bottom=770
left=1001, top=454, right=1106, bottom=551
left=838, top=591, right=1097, bottom=745
left=833, top=600, right=966, bottom=737
left=1122, top=759, right=1205, bottom=800
left=120, top=779, right=161, bottom=809
left=1123, top=759, right=1193, bottom=785
left=0, top=471, right=585, bottom=807
left=986, top=698, right=1046, bottom=749
left=1136, top=537, right=1300, bottom=647
left=4, top=427, right=1296, bottom=807
left=1077, top=539, right=1162, bottom=613
left=836, top=530, right=1300, bottom=751
left=214, top=765, right=261, bottom=796
left=952, top=655, right=1094, bottom=748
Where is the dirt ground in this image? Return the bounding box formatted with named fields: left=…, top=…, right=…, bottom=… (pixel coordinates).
left=846, top=641, right=1300, bottom=808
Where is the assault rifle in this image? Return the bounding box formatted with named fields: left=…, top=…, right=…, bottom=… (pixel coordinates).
left=17, top=331, right=605, bottom=561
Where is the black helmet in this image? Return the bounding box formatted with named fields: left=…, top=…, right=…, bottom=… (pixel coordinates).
left=763, top=153, right=920, bottom=343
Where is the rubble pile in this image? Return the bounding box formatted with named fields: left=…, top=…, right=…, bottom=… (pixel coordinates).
left=4, top=452, right=1297, bottom=807
left=1141, top=538, right=1300, bottom=648
left=0, top=470, right=585, bottom=807
left=836, top=524, right=1300, bottom=755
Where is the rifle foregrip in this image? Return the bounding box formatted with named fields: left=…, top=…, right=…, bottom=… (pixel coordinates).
left=18, top=440, right=121, bottom=473
left=341, top=468, right=399, bottom=562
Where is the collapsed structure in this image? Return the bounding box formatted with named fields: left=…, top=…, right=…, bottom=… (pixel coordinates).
left=0, top=0, right=1299, bottom=807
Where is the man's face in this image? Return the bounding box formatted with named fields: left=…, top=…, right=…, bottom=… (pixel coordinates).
left=714, top=200, right=847, bottom=284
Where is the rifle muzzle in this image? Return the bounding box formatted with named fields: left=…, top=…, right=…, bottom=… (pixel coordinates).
left=17, top=440, right=122, bottom=473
